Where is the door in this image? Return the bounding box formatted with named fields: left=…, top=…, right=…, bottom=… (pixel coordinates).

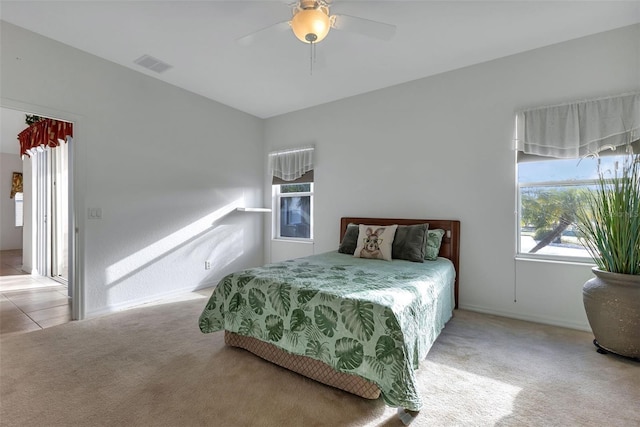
left=33, top=138, right=69, bottom=285
left=50, top=139, right=69, bottom=283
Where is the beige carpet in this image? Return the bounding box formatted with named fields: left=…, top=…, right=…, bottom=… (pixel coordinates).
left=1, top=295, right=638, bottom=426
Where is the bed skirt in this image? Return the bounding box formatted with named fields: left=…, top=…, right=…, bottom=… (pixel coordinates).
left=224, top=331, right=381, bottom=399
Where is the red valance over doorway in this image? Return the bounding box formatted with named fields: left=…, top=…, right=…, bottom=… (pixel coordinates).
left=17, top=118, right=73, bottom=158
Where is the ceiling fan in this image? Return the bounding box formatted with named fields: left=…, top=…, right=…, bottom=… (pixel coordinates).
left=236, top=0, right=396, bottom=47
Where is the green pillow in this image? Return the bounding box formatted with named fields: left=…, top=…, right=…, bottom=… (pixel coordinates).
left=338, top=223, right=359, bottom=254
left=392, top=223, right=428, bottom=262
left=425, top=229, right=445, bottom=261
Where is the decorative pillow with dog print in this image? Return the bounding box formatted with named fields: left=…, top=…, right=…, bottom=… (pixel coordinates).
left=354, top=224, right=398, bottom=261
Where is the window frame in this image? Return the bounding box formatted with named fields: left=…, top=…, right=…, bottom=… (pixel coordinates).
left=273, top=183, right=314, bottom=241
left=516, top=165, right=596, bottom=264
left=14, top=192, right=24, bottom=228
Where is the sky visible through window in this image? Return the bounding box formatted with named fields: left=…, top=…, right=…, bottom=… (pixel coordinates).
left=519, top=155, right=627, bottom=183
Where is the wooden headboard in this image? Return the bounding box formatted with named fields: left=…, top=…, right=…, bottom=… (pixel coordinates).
left=340, top=217, right=461, bottom=309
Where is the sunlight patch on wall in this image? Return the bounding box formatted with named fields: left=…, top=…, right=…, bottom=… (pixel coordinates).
left=105, top=199, right=242, bottom=284
left=203, top=224, right=244, bottom=276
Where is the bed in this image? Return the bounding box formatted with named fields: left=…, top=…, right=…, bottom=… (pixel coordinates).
left=199, top=217, right=460, bottom=412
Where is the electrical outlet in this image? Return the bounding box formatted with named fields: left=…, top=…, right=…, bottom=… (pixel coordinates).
left=204, top=261, right=211, bottom=270
left=87, top=207, right=102, bottom=219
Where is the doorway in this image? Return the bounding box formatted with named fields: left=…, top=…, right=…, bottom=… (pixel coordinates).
left=0, top=102, right=81, bottom=321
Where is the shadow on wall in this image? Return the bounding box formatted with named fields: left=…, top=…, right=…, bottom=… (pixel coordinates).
left=104, top=199, right=244, bottom=290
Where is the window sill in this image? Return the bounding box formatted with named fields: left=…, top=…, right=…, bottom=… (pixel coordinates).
left=272, top=238, right=314, bottom=244
left=515, top=255, right=595, bottom=267
left=237, top=207, right=271, bottom=212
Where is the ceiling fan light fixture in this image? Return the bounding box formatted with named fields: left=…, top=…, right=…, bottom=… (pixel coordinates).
left=290, top=8, right=331, bottom=44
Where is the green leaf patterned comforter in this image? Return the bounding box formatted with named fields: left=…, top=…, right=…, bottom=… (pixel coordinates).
left=198, top=251, right=455, bottom=411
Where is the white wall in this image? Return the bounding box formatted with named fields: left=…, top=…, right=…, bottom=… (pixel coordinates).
left=0, top=153, right=23, bottom=250
left=1, top=21, right=265, bottom=317
left=0, top=107, right=27, bottom=252
left=264, top=24, right=640, bottom=331
left=270, top=239, right=314, bottom=263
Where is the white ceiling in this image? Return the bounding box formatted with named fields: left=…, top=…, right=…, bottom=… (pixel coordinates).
left=1, top=1, right=639, bottom=118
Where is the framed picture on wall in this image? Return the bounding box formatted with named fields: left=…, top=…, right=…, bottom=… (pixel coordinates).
left=11, top=172, right=23, bottom=199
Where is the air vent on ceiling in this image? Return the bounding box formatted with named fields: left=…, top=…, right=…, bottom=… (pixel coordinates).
left=133, top=55, right=173, bottom=74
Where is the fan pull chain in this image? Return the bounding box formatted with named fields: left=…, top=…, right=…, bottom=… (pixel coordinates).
left=309, top=41, right=315, bottom=75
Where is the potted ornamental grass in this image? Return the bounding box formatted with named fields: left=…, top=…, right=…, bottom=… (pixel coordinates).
left=575, top=148, right=640, bottom=359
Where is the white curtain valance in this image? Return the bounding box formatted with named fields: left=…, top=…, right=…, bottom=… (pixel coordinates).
left=516, top=92, right=639, bottom=159
left=268, top=146, right=314, bottom=181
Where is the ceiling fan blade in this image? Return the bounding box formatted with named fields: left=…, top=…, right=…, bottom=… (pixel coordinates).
left=236, top=21, right=291, bottom=46
left=332, top=14, right=396, bottom=41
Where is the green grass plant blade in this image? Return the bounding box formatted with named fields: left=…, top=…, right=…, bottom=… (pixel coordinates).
left=576, top=152, right=640, bottom=275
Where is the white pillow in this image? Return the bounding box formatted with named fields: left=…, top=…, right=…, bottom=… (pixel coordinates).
left=354, top=224, right=398, bottom=261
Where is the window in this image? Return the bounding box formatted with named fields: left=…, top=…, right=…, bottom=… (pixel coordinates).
left=517, top=154, right=629, bottom=261
left=268, top=146, right=315, bottom=241
left=15, top=192, right=24, bottom=227
left=274, top=183, right=313, bottom=240
left=514, top=92, right=638, bottom=261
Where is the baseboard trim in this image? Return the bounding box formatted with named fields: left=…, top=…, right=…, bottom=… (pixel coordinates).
left=85, top=285, right=205, bottom=319
left=459, top=304, right=591, bottom=332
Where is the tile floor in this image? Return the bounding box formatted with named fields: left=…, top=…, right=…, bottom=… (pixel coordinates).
left=0, top=249, right=72, bottom=337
